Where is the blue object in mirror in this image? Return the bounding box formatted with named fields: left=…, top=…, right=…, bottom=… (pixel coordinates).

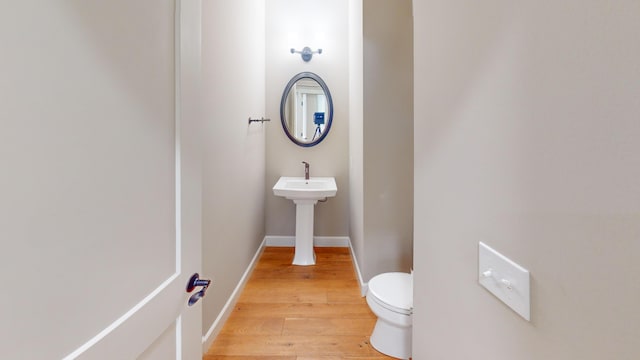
left=280, top=72, right=333, bottom=147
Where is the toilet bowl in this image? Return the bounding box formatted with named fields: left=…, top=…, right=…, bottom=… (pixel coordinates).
left=366, top=272, right=413, bottom=359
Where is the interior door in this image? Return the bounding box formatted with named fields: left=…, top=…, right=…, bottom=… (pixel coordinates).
left=0, top=1, right=203, bottom=359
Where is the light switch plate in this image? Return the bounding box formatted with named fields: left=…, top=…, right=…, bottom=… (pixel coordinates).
left=478, top=242, right=530, bottom=321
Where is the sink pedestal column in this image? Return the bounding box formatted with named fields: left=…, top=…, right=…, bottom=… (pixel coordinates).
left=292, top=199, right=318, bottom=266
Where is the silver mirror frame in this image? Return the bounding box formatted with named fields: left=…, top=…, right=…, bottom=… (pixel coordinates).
left=280, top=72, right=333, bottom=147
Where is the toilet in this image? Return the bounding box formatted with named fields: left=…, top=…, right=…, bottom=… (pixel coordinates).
left=366, top=272, right=413, bottom=359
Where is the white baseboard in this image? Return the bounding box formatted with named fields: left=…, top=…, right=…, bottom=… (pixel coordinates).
left=348, top=240, right=368, bottom=296
left=201, top=238, right=265, bottom=351
left=264, top=235, right=350, bottom=247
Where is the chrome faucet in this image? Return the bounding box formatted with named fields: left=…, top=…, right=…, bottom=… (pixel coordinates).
left=302, top=161, right=310, bottom=180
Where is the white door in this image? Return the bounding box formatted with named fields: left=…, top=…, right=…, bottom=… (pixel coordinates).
left=0, top=1, right=203, bottom=359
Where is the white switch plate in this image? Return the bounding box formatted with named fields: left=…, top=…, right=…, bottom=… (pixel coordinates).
left=478, top=242, right=530, bottom=321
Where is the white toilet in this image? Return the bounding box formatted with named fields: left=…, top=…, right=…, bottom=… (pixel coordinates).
left=366, top=272, right=413, bottom=359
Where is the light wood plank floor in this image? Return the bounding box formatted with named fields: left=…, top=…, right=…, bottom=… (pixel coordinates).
left=204, top=247, right=394, bottom=360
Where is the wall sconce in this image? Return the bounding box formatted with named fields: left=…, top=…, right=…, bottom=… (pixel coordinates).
left=290, top=47, right=322, bottom=62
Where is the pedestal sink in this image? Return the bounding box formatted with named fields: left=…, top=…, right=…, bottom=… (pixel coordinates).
left=273, top=177, right=337, bottom=265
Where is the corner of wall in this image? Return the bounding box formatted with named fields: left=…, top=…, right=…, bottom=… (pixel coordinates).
left=348, top=0, right=366, bottom=289
left=348, top=238, right=368, bottom=296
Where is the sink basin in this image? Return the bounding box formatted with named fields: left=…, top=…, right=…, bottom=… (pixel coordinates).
left=273, top=177, right=337, bottom=201
left=272, top=176, right=337, bottom=266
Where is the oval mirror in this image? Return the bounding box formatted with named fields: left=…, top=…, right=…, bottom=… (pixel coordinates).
left=280, top=72, right=333, bottom=147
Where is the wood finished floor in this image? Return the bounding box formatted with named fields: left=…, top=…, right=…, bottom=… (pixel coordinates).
left=204, top=247, right=394, bottom=360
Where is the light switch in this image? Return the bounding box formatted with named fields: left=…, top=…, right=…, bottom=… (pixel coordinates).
left=478, top=242, right=530, bottom=321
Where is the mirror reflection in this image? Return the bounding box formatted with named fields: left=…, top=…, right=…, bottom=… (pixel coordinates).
left=280, top=72, right=333, bottom=147
left=284, top=79, right=327, bottom=141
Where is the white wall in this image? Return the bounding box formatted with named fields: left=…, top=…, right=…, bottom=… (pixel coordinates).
left=201, top=0, right=265, bottom=341
left=265, top=0, right=350, bottom=237
left=413, top=1, right=640, bottom=359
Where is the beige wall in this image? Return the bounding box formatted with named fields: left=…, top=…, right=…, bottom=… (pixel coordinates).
left=361, top=0, right=413, bottom=281
left=413, top=1, right=640, bottom=359
left=201, top=0, right=265, bottom=338
left=349, top=0, right=414, bottom=284
left=348, top=0, right=365, bottom=280
left=265, top=0, right=350, bottom=237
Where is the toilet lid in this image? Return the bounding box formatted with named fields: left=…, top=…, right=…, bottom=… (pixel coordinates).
left=368, top=272, right=413, bottom=312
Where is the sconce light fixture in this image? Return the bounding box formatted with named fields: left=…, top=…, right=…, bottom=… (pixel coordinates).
left=290, top=47, right=322, bottom=62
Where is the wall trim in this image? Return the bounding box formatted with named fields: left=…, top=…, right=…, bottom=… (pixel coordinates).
left=264, top=235, right=350, bottom=247
left=348, top=240, right=368, bottom=296
left=201, top=238, right=266, bottom=351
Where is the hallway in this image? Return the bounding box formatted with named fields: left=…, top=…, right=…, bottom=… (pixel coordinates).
left=205, top=247, right=394, bottom=359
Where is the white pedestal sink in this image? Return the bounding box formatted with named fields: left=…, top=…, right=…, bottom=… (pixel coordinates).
left=273, top=177, right=337, bottom=265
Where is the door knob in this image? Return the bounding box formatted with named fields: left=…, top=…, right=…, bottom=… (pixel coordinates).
left=186, top=273, right=211, bottom=306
